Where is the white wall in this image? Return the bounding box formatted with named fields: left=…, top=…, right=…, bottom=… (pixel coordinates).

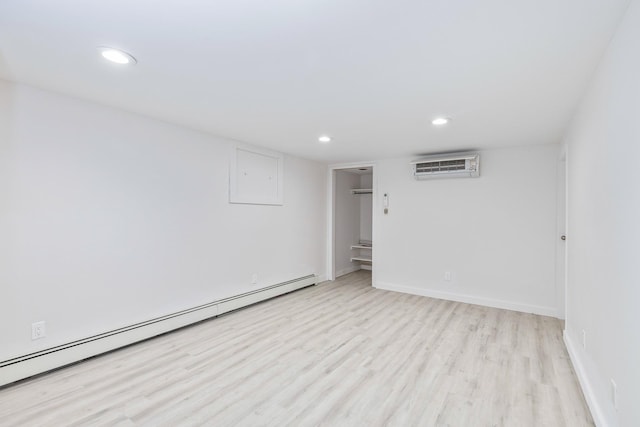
left=334, top=170, right=361, bottom=277
left=374, top=145, right=560, bottom=316
left=0, top=80, right=326, bottom=362
left=562, top=0, right=640, bottom=425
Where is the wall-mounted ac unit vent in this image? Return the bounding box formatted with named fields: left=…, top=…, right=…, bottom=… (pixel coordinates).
left=411, top=153, right=480, bottom=179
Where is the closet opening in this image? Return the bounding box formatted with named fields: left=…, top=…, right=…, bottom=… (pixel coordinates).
left=328, top=165, right=375, bottom=284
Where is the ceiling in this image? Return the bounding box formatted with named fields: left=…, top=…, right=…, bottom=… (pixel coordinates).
left=0, top=0, right=630, bottom=163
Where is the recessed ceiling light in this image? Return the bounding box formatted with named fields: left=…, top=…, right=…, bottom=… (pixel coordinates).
left=98, top=47, right=137, bottom=65
left=432, top=117, right=450, bottom=126
left=318, top=135, right=332, bottom=143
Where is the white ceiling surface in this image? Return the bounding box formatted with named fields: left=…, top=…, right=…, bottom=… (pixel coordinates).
left=0, top=0, right=630, bottom=163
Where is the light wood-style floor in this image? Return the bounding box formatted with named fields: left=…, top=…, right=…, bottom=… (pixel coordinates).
left=0, top=271, right=592, bottom=426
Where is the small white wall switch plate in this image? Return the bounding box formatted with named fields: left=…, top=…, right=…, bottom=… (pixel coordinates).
left=611, top=379, right=618, bottom=410
left=32, top=321, right=46, bottom=340
left=251, top=273, right=258, bottom=285
left=444, top=271, right=452, bottom=281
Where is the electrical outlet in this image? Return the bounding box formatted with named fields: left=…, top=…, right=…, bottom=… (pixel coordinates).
left=251, top=273, right=258, bottom=285
left=444, top=271, right=452, bottom=281
left=31, top=321, right=46, bottom=340
left=611, top=379, right=618, bottom=411
left=582, top=330, right=587, bottom=350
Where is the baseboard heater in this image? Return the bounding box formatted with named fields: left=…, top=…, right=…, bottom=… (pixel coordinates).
left=0, top=274, right=317, bottom=388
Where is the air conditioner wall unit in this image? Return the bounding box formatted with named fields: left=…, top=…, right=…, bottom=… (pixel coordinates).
left=411, top=153, right=480, bottom=179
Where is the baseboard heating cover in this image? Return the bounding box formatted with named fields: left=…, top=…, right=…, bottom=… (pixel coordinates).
left=0, top=274, right=317, bottom=387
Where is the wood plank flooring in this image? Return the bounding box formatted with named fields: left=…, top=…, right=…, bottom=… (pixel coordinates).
left=0, top=271, right=593, bottom=426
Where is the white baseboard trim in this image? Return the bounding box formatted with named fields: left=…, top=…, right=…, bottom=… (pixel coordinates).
left=563, top=330, right=609, bottom=427
left=335, top=265, right=361, bottom=278
left=0, top=274, right=317, bottom=388
left=374, top=281, right=558, bottom=317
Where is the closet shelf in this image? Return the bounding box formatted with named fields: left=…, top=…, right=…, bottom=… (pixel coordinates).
left=350, top=189, right=373, bottom=195
left=350, top=256, right=372, bottom=263
left=351, top=244, right=372, bottom=250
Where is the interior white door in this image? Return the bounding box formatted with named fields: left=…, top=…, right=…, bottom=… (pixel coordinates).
left=556, top=158, right=567, bottom=319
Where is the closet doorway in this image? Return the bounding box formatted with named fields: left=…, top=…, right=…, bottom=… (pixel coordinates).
left=328, top=164, right=376, bottom=283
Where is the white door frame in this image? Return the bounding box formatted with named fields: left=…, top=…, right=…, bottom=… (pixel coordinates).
left=326, top=162, right=377, bottom=284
